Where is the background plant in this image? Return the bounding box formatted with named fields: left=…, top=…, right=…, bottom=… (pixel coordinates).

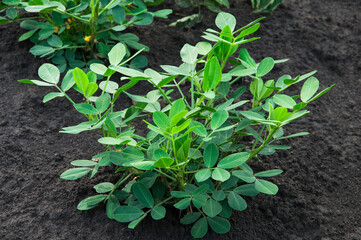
left=20, top=12, right=334, bottom=238
left=251, top=0, right=282, bottom=13
left=171, top=0, right=229, bottom=28
left=1, top=0, right=171, bottom=72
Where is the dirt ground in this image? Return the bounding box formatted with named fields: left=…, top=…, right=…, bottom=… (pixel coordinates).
left=0, top=0, right=360, bottom=239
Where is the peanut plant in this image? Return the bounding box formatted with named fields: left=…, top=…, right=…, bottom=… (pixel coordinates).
left=20, top=12, right=333, bottom=238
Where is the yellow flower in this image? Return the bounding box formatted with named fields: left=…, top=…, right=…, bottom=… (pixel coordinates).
left=54, top=26, right=59, bottom=33
left=67, top=18, right=72, bottom=24
left=66, top=25, right=71, bottom=30
left=84, top=36, right=91, bottom=42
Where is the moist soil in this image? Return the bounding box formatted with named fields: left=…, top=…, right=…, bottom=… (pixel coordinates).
left=1, top=0, right=360, bottom=239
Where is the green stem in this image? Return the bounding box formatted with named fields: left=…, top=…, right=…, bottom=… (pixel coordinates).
left=105, top=172, right=132, bottom=201
left=247, top=125, right=280, bottom=162
left=154, top=169, right=177, bottom=182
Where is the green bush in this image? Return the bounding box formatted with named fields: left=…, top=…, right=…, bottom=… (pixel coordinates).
left=1, top=0, right=171, bottom=72
left=20, top=12, right=333, bottom=238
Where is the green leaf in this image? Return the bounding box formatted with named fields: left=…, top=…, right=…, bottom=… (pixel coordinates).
left=192, top=184, right=209, bottom=196
left=276, top=132, right=309, bottom=140
left=18, top=79, right=52, bottom=87
left=43, top=92, right=64, bottom=103
left=151, top=206, right=166, bottom=220
left=255, top=169, right=283, bottom=177
left=180, top=212, right=201, bottom=225
left=301, top=77, right=319, bottom=102
left=30, top=45, right=54, bottom=56
left=195, top=169, right=212, bottom=182
left=273, top=94, right=297, bottom=109
left=254, top=179, right=278, bottom=195
left=61, top=70, right=75, bottom=91
left=203, top=57, right=222, bottom=92
left=19, top=29, right=37, bottom=42
left=112, top=5, right=126, bottom=24
left=233, top=170, right=256, bottom=183
left=72, top=67, right=89, bottom=94
left=227, top=192, right=247, bottom=211
left=189, top=121, right=207, bottom=137
left=99, top=81, right=119, bottom=94
left=307, top=84, right=335, bottom=103
left=110, top=65, right=148, bottom=78
left=90, top=63, right=108, bottom=76
left=171, top=191, right=191, bottom=198
left=128, top=214, right=147, bottom=229
left=106, top=195, right=120, bottom=219
left=172, top=119, right=191, bottom=134
left=132, top=182, right=154, bottom=208
left=3, top=0, right=20, bottom=5
left=234, top=184, right=259, bottom=196
left=257, top=57, right=274, bottom=77
left=192, top=194, right=208, bottom=209
left=202, top=199, right=222, bottom=217
left=108, top=42, right=126, bottom=66
left=174, top=198, right=191, bottom=210
left=180, top=43, right=198, bottom=64
left=85, top=82, right=98, bottom=99
left=71, top=160, right=97, bottom=167
left=77, top=195, right=107, bottom=210
left=153, top=111, right=170, bottom=130
left=60, top=168, right=91, bottom=180
left=38, top=63, right=59, bottom=84
left=131, top=161, right=156, bottom=170
left=204, top=143, right=219, bottom=168
left=96, top=93, right=111, bottom=113
left=152, top=182, right=165, bottom=201
left=212, top=190, right=226, bottom=201
left=196, top=42, right=212, bottom=55
left=6, top=8, right=17, bottom=19
left=211, top=110, right=229, bottom=130
left=212, top=168, right=230, bottom=182
left=113, top=206, right=144, bottom=222
left=217, top=152, right=249, bottom=169
left=170, top=110, right=188, bottom=126
left=98, top=137, right=125, bottom=145
left=208, top=216, right=231, bottom=234
left=153, top=149, right=169, bottom=160
left=154, top=157, right=174, bottom=168
left=74, top=103, right=98, bottom=115
left=191, top=217, right=208, bottom=239
left=215, top=12, right=236, bottom=32
left=94, top=182, right=114, bottom=193
left=169, top=99, right=186, bottom=119
left=47, top=34, right=63, bottom=47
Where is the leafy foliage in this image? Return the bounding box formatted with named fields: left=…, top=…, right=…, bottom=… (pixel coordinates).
left=251, top=0, right=282, bottom=13
left=1, top=0, right=171, bottom=72
left=20, top=12, right=333, bottom=238
left=171, top=0, right=229, bottom=28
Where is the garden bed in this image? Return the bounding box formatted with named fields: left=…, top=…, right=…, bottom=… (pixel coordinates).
left=1, top=0, right=360, bottom=239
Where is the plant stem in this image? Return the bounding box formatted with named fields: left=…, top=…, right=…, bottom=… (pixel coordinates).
left=247, top=125, right=280, bottom=162
left=154, top=169, right=177, bottom=181
left=105, top=172, right=132, bottom=201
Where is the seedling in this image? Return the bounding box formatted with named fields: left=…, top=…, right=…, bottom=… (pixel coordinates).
left=20, top=12, right=334, bottom=238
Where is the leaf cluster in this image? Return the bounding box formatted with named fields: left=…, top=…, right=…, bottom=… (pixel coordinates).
left=1, top=0, right=171, bottom=72
left=20, top=12, right=333, bottom=238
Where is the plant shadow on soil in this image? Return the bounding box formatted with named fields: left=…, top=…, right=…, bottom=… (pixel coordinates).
left=1, top=0, right=361, bottom=239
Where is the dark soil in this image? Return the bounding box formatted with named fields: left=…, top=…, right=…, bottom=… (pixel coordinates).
left=1, top=0, right=360, bottom=239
